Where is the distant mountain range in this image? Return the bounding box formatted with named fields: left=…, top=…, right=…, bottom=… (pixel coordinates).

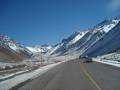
left=27, top=44, right=53, bottom=54
left=1, top=17, right=120, bottom=63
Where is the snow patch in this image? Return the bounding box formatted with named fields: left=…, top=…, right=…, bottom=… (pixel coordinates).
left=0, top=61, right=64, bottom=90
left=92, top=52, right=120, bottom=67
left=68, top=31, right=87, bottom=45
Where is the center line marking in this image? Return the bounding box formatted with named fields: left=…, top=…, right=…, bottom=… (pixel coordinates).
left=80, top=62, right=102, bottom=90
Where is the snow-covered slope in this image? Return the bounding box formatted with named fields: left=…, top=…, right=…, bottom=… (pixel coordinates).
left=67, top=31, right=88, bottom=46
left=0, top=35, right=32, bottom=62
left=49, top=18, right=120, bottom=56
left=82, top=20, right=120, bottom=57
left=49, top=31, right=87, bottom=55
left=27, top=45, right=53, bottom=54
left=94, top=19, right=119, bottom=32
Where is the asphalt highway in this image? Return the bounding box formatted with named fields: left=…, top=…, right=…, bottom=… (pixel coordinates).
left=14, top=59, right=120, bottom=90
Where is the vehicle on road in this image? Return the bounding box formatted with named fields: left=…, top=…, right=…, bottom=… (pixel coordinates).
left=79, top=55, right=92, bottom=63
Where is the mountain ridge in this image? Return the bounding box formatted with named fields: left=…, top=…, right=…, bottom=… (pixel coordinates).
left=49, top=18, right=120, bottom=57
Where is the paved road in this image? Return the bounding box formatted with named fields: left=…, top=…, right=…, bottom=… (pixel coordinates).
left=14, top=59, right=120, bottom=90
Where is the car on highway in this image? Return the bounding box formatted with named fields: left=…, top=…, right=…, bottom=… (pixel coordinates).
left=79, top=55, right=92, bottom=63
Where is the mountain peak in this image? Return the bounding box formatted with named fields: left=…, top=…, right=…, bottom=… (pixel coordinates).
left=49, top=17, right=120, bottom=56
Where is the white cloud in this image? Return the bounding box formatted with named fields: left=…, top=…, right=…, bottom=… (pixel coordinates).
left=107, top=0, right=120, bottom=12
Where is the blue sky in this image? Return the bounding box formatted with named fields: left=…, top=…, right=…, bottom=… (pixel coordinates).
left=0, top=0, right=120, bottom=46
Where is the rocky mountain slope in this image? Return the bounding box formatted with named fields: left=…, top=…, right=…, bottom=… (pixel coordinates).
left=0, top=35, right=32, bottom=62
left=83, top=21, right=120, bottom=57
left=49, top=18, right=120, bottom=57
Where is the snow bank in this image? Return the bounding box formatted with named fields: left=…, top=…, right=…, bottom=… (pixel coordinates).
left=0, top=61, right=64, bottom=90
left=0, top=70, right=29, bottom=81
left=92, top=57, right=120, bottom=67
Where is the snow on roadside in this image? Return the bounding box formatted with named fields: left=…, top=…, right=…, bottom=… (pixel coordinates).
left=0, top=62, right=25, bottom=69
left=0, top=61, right=64, bottom=90
left=91, top=50, right=120, bottom=68
left=0, top=69, right=29, bottom=81
left=48, top=54, right=79, bottom=62
left=92, top=56, right=120, bottom=68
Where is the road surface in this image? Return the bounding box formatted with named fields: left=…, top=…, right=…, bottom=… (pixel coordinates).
left=13, top=59, right=120, bottom=90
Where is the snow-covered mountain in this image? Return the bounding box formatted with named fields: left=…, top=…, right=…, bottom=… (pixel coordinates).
left=1, top=17, right=120, bottom=62
left=49, top=18, right=120, bottom=57
left=0, top=35, right=32, bottom=62
left=27, top=44, right=53, bottom=54
left=83, top=20, right=120, bottom=57
left=49, top=31, right=88, bottom=55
